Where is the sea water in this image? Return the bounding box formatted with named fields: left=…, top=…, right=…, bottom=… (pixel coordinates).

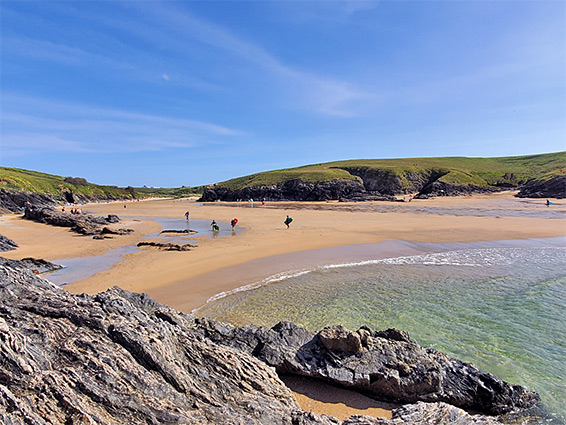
left=196, top=239, right=566, bottom=424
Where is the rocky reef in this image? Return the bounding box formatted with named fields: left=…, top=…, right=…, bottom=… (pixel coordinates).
left=0, top=258, right=541, bottom=424
left=23, top=206, right=128, bottom=237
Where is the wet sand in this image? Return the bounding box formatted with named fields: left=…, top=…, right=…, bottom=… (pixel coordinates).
left=280, top=374, right=397, bottom=420
left=2, top=193, right=565, bottom=420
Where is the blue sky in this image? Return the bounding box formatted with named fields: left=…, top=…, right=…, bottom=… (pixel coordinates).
left=1, top=1, right=564, bottom=187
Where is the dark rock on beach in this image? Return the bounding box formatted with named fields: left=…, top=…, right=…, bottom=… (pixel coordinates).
left=23, top=206, right=124, bottom=236
left=0, top=188, right=57, bottom=213
left=0, top=258, right=539, bottom=424
left=200, top=179, right=366, bottom=202
left=414, top=181, right=499, bottom=199
left=137, top=241, right=196, bottom=251
left=0, top=234, right=18, bottom=252
left=516, top=175, right=566, bottom=199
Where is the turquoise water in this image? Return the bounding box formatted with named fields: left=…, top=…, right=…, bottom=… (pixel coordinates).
left=196, top=239, right=566, bottom=423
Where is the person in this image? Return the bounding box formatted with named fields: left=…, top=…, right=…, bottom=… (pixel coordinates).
left=546, top=199, right=552, bottom=206
left=284, top=215, right=293, bottom=228
left=185, top=211, right=190, bottom=220
left=231, top=218, right=238, bottom=230
left=250, top=198, right=254, bottom=208
left=211, top=220, right=219, bottom=232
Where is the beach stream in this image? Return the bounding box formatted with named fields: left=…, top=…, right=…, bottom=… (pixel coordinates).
left=45, top=218, right=240, bottom=286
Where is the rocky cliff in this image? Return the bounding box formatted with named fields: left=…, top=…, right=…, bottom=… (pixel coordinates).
left=0, top=258, right=541, bottom=424
left=198, top=169, right=511, bottom=202
left=516, top=175, right=566, bottom=199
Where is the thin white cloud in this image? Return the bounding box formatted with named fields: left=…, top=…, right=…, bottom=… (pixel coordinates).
left=2, top=37, right=133, bottom=69
left=117, top=2, right=374, bottom=117
left=0, top=95, right=242, bottom=156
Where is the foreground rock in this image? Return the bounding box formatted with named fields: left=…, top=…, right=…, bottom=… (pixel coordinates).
left=196, top=321, right=539, bottom=416
left=0, top=259, right=538, bottom=424
left=23, top=206, right=126, bottom=236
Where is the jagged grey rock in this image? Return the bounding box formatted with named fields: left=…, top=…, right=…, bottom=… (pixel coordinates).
left=0, top=259, right=533, bottom=424
left=0, top=235, right=18, bottom=252
left=195, top=321, right=539, bottom=416
left=23, top=206, right=124, bottom=236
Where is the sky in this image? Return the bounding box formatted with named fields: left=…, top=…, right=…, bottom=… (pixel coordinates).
left=1, top=1, right=565, bottom=188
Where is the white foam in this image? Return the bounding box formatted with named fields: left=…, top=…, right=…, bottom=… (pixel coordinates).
left=199, top=246, right=566, bottom=308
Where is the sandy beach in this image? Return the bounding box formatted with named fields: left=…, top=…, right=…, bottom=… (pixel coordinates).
left=2, top=193, right=564, bottom=313
left=2, top=193, right=565, bottom=419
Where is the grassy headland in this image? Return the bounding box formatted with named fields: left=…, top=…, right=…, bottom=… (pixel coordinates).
left=209, top=152, right=565, bottom=193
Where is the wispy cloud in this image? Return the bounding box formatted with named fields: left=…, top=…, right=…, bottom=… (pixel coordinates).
left=0, top=95, right=242, bottom=156
left=113, top=2, right=375, bottom=117
left=2, top=36, right=133, bottom=69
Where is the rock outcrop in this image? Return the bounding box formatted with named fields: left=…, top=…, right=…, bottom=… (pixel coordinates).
left=0, top=189, right=57, bottom=213
left=414, top=181, right=499, bottom=199
left=23, top=206, right=126, bottom=236
left=0, top=258, right=540, bottom=424
left=516, top=175, right=566, bottom=199
left=137, top=241, right=196, bottom=251
left=0, top=235, right=18, bottom=252
left=200, top=179, right=367, bottom=202
left=199, top=172, right=507, bottom=202
left=195, top=320, right=539, bottom=416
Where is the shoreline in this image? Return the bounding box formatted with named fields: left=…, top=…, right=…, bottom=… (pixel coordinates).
left=189, top=236, right=566, bottom=317
left=1, top=193, right=564, bottom=314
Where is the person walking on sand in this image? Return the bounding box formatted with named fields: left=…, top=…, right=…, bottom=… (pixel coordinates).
left=284, top=215, right=293, bottom=229
left=185, top=211, right=190, bottom=220
left=231, top=218, right=238, bottom=230
left=211, top=220, right=219, bottom=232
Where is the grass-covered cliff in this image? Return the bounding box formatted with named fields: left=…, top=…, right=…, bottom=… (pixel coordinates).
left=0, top=167, right=135, bottom=200
left=200, top=152, right=566, bottom=201
left=0, top=167, right=201, bottom=209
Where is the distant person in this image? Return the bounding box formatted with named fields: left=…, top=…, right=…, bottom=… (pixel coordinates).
left=284, top=215, right=293, bottom=229
left=231, top=218, right=238, bottom=230
left=250, top=198, right=254, bottom=208
left=262, top=198, right=266, bottom=206
left=546, top=199, right=553, bottom=206
left=211, top=220, right=219, bottom=232
left=185, top=211, right=190, bottom=220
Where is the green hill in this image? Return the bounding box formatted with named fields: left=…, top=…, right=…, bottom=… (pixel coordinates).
left=0, top=167, right=137, bottom=201
left=200, top=152, right=566, bottom=201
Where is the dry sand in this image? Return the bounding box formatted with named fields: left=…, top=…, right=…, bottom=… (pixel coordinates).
left=2, top=192, right=565, bottom=419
